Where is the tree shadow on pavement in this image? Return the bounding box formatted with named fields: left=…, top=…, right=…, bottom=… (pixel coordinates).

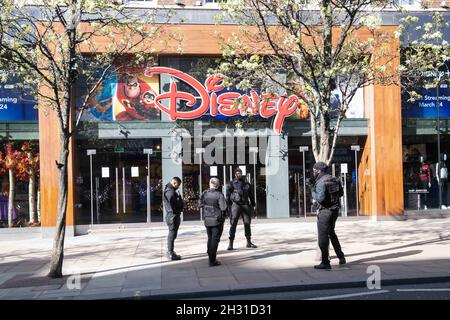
left=348, top=250, right=423, bottom=264
left=340, top=235, right=450, bottom=259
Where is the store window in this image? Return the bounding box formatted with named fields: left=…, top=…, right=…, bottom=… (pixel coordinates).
left=74, top=138, right=163, bottom=225
left=402, top=57, right=450, bottom=211
left=402, top=124, right=450, bottom=211
left=288, top=136, right=365, bottom=217
left=0, top=71, right=39, bottom=228
left=0, top=141, right=40, bottom=227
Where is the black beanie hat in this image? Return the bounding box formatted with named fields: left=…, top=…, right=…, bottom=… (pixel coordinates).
left=313, top=162, right=328, bottom=172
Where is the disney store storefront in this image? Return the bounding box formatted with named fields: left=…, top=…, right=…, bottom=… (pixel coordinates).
left=70, top=56, right=369, bottom=229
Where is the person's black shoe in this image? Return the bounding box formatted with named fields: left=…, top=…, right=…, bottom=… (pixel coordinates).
left=167, top=252, right=181, bottom=261
left=314, top=262, right=331, bottom=270
left=209, top=260, right=221, bottom=267
left=246, top=240, right=257, bottom=248
left=339, top=257, right=346, bottom=265
left=227, top=239, right=234, bottom=250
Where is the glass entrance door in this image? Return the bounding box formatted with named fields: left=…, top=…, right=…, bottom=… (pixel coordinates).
left=95, top=156, right=148, bottom=224
left=91, top=152, right=147, bottom=224
left=76, top=138, right=163, bottom=225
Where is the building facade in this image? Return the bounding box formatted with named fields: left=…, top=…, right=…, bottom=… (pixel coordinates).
left=1, top=1, right=449, bottom=235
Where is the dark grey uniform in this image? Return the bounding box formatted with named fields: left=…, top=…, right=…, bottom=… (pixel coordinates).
left=163, top=183, right=184, bottom=254
left=226, top=177, right=256, bottom=241
left=312, top=172, right=345, bottom=265
left=199, top=188, right=228, bottom=264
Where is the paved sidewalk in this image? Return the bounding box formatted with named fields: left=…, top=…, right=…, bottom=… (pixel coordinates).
left=1, top=217, right=450, bottom=299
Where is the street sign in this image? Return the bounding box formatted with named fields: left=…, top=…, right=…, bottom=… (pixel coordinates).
left=351, top=145, right=360, bottom=151
left=299, top=146, right=309, bottom=152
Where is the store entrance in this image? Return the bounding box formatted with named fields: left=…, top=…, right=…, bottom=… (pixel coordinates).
left=181, top=143, right=267, bottom=221
left=182, top=163, right=267, bottom=221
left=75, top=139, right=163, bottom=225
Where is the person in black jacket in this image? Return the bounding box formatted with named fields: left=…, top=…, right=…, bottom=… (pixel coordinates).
left=226, top=167, right=257, bottom=250
left=163, top=177, right=184, bottom=261
left=199, top=177, right=228, bottom=267
left=311, top=162, right=346, bottom=270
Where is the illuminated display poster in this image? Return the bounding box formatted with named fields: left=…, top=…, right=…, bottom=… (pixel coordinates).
left=77, top=66, right=160, bottom=121
left=77, top=66, right=308, bottom=133
left=0, top=76, right=38, bottom=121
left=402, top=65, right=450, bottom=118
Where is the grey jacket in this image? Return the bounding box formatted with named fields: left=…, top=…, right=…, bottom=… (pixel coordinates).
left=312, top=172, right=342, bottom=210
left=199, top=188, right=228, bottom=227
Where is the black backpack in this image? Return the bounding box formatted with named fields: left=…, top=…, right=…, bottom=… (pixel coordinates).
left=324, top=176, right=344, bottom=207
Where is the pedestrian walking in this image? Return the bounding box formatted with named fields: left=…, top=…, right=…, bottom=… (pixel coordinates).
left=163, top=177, right=184, bottom=261
left=199, top=177, right=228, bottom=267
left=311, top=162, right=346, bottom=269
left=226, top=167, right=257, bottom=250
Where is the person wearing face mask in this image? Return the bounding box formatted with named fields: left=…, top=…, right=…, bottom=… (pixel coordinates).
left=163, top=177, right=184, bottom=261
left=311, top=162, right=346, bottom=270
left=226, top=168, right=257, bottom=250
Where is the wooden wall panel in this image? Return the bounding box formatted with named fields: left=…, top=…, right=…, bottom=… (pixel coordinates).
left=359, top=32, right=404, bottom=216
left=38, top=107, right=75, bottom=227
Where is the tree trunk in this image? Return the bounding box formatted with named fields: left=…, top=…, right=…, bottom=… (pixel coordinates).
left=29, top=170, right=36, bottom=224
left=48, top=135, right=70, bottom=278
left=48, top=1, right=79, bottom=278
left=37, top=187, right=41, bottom=223
left=8, top=168, right=15, bottom=228
left=319, top=112, right=332, bottom=164
left=311, top=113, right=320, bottom=162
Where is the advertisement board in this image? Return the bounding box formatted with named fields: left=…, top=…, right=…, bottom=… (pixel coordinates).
left=0, top=74, right=38, bottom=121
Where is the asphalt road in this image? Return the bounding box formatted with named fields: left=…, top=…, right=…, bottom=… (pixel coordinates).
left=192, top=281, right=450, bottom=300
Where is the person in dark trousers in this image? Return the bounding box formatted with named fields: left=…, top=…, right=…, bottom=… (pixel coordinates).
left=163, top=177, right=184, bottom=261
left=311, top=162, right=346, bottom=270
left=199, top=177, right=228, bottom=267
left=226, top=167, right=257, bottom=250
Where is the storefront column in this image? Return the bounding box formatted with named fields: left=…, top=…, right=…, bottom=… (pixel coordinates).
left=38, top=106, right=75, bottom=237
left=162, top=135, right=182, bottom=219
left=265, top=131, right=290, bottom=218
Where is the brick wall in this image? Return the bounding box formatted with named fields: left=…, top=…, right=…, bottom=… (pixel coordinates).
left=149, top=0, right=450, bottom=8
left=158, top=0, right=201, bottom=6
left=423, top=0, right=450, bottom=8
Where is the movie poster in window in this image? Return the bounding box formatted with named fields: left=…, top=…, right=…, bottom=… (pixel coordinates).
left=76, top=66, right=160, bottom=121
left=113, top=67, right=160, bottom=121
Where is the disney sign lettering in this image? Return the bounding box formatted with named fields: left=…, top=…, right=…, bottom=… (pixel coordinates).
left=145, top=67, right=307, bottom=134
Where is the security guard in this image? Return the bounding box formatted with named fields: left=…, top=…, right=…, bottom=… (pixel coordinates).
left=226, top=167, right=257, bottom=250
left=199, top=177, right=228, bottom=267
left=163, top=177, right=184, bottom=261
left=311, top=162, right=346, bottom=269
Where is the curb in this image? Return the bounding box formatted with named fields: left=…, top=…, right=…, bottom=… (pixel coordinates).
left=122, top=276, right=450, bottom=300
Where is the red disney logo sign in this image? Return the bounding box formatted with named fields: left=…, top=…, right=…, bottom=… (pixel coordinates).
left=145, top=67, right=306, bottom=134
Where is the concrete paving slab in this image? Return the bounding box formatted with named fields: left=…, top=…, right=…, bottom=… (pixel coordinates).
left=1, top=218, right=450, bottom=299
